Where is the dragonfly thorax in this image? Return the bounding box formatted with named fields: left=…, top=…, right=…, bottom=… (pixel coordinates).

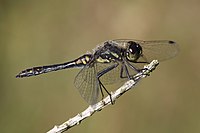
left=95, top=41, right=123, bottom=63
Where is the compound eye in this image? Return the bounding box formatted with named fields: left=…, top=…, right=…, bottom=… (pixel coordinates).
left=126, top=41, right=142, bottom=62
left=128, top=41, right=141, bottom=54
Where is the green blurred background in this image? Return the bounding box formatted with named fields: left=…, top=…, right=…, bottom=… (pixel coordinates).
left=1, top=0, right=200, bottom=133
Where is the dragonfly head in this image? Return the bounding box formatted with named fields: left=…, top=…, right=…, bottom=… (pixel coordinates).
left=126, top=41, right=142, bottom=62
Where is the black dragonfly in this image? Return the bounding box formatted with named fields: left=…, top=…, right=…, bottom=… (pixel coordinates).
left=16, top=39, right=178, bottom=105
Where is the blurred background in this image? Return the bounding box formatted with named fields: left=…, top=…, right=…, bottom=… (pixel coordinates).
left=1, top=0, right=200, bottom=133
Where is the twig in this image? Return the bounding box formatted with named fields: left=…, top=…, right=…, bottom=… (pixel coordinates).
left=47, top=60, right=159, bottom=133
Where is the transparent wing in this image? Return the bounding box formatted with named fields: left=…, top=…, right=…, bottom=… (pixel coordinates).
left=74, top=61, right=130, bottom=105
left=74, top=64, right=99, bottom=105
left=114, top=39, right=179, bottom=62
left=139, top=40, right=178, bottom=62
left=95, top=62, right=127, bottom=85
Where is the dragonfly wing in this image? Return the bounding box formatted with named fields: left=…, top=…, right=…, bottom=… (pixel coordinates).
left=95, top=62, right=127, bottom=85
left=114, top=39, right=179, bottom=62
left=138, top=40, right=179, bottom=62
left=74, top=64, right=99, bottom=105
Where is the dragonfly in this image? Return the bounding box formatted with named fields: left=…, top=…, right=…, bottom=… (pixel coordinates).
left=16, top=39, right=178, bottom=105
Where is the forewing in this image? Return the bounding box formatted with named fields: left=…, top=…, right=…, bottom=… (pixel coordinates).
left=114, top=39, right=179, bottom=62
left=113, top=39, right=178, bottom=69
left=137, top=40, right=179, bottom=62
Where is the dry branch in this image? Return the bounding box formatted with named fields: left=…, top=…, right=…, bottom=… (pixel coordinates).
left=47, top=60, right=159, bottom=133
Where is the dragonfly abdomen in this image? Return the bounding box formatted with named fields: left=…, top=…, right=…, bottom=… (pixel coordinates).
left=16, top=54, right=92, bottom=78
left=16, top=62, right=75, bottom=78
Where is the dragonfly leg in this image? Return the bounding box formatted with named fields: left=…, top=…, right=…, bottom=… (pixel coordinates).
left=97, top=63, right=119, bottom=104
left=128, top=61, right=150, bottom=71
left=120, top=59, right=140, bottom=79
left=120, top=63, right=131, bottom=80
left=120, top=59, right=150, bottom=79
left=126, top=60, right=152, bottom=79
